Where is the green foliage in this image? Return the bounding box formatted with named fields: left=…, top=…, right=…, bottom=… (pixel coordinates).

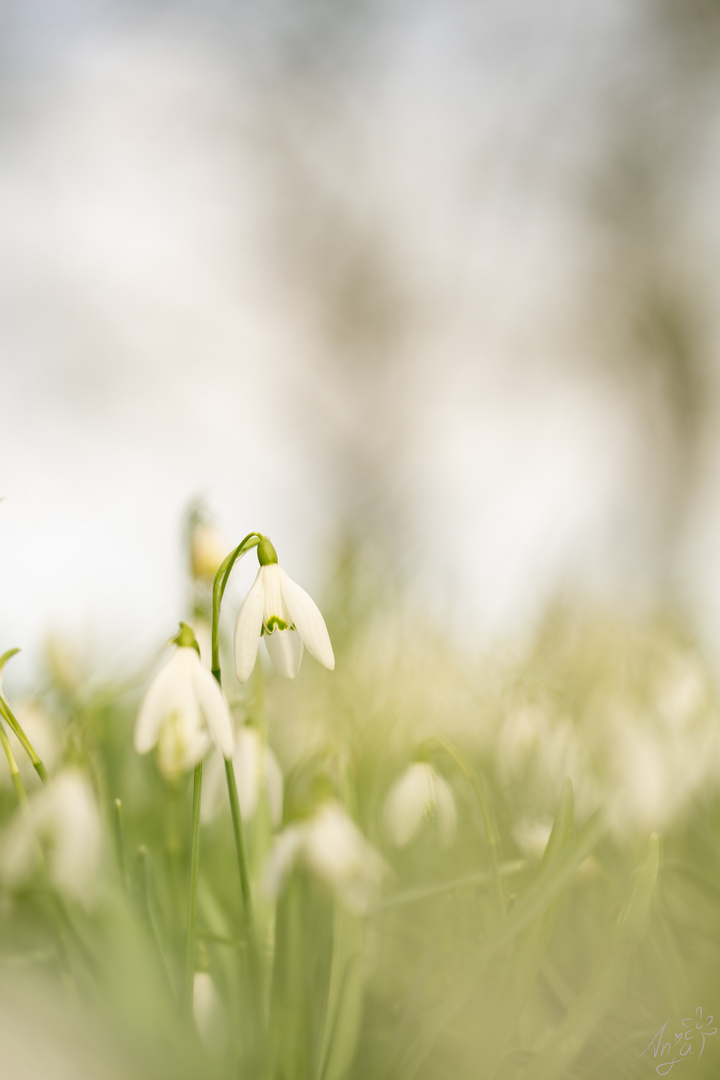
left=0, top=597, right=718, bottom=1080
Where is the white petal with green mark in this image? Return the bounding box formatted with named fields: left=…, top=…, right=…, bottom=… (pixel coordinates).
left=264, top=627, right=303, bottom=679
left=278, top=568, right=335, bottom=670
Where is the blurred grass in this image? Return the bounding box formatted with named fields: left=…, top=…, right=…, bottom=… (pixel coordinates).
left=0, top=574, right=719, bottom=1080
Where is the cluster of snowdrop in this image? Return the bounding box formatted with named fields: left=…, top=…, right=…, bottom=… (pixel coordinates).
left=494, top=618, right=720, bottom=840
left=132, top=537, right=400, bottom=921
left=0, top=522, right=464, bottom=1070
left=132, top=534, right=460, bottom=920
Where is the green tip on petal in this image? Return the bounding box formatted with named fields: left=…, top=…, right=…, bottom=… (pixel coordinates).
left=172, top=622, right=201, bottom=655
left=257, top=537, right=279, bottom=566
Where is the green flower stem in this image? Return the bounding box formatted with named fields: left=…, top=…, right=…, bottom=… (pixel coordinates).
left=0, top=714, right=29, bottom=810
left=224, top=758, right=256, bottom=935
left=210, top=530, right=262, bottom=939
left=210, top=532, right=262, bottom=682
left=0, top=696, right=48, bottom=783
left=184, top=761, right=203, bottom=1016
left=112, top=798, right=128, bottom=893
left=210, top=532, right=265, bottom=1043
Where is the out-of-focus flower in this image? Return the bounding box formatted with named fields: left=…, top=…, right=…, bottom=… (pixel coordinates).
left=0, top=769, right=101, bottom=901
left=263, top=802, right=387, bottom=914
left=383, top=762, right=457, bottom=847
left=190, top=521, right=228, bottom=582
left=202, top=725, right=283, bottom=827
left=134, top=626, right=234, bottom=781
left=45, top=633, right=85, bottom=696
left=512, top=818, right=553, bottom=861
left=193, top=972, right=228, bottom=1055
left=234, top=539, right=334, bottom=682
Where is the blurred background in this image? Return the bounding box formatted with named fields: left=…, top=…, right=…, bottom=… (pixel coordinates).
left=3, top=0, right=720, bottom=679
left=5, top=8, right=720, bottom=1076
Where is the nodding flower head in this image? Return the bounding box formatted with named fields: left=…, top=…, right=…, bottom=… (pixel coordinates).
left=134, top=624, right=234, bottom=782
left=383, top=762, right=457, bottom=848
left=233, top=538, right=334, bottom=683
left=262, top=801, right=387, bottom=914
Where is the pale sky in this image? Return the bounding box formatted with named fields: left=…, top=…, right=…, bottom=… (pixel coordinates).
left=4, top=1, right=720, bottom=688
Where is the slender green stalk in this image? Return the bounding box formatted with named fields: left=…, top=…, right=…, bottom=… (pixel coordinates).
left=210, top=530, right=261, bottom=937
left=0, top=714, right=29, bottom=810
left=225, top=759, right=256, bottom=934
left=0, top=696, right=48, bottom=783
left=133, top=846, right=174, bottom=993
left=184, top=761, right=203, bottom=1016
left=112, top=798, right=128, bottom=892
left=210, top=531, right=265, bottom=1048
left=210, top=532, right=261, bottom=682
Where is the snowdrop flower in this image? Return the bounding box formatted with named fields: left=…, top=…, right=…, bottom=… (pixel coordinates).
left=383, top=762, right=457, bottom=847
left=193, top=972, right=229, bottom=1055
left=202, top=725, right=283, bottom=827
left=233, top=537, right=334, bottom=682
left=263, top=802, right=387, bottom=914
left=135, top=624, right=234, bottom=782
left=0, top=769, right=102, bottom=901
left=190, top=520, right=228, bottom=582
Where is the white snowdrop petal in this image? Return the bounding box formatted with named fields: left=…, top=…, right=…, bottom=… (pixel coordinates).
left=134, top=654, right=183, bottom=754
left=260, top=564, right=290, bottom=626
left=156, top=710, right=209, bottom=782
left=383, top=764, right=431, bottom=847
left=233, top=569, right=266, bottom=683
left=193, top=661, right=235, bottom=759
left=193, top=972, right=228, bottom=1055
left=1, top=770, right=102, bottom=900
left=304, top=804, right=388, bottom=912
left=264, top=628, right=303, bottom=679
left=262, top=826, right=305, bottom=899
left=278, top=569, right=335, bottom=671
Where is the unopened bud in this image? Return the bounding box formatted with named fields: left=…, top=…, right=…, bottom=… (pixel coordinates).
left=257, top=537, right=278, bottom=566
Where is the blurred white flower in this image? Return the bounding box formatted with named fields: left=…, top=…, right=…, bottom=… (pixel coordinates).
left=193, top=972, right=228, bottom=1055
left=512, top=818, right=553, bottom=860
left=263, top=802, right=387, bottom=914
left=383, top=762, right=457, bottom=847
left=0, top=769, right=101, bottom=901
left=190, top=521, right=228, bottom=582
left=134, top=633, right=234, bottom=782
left=202, top=725, right=283, bottom=827
left=234, top=562, right=334, bottom=682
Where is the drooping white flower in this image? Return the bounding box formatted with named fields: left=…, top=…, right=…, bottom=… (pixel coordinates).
left=0, top=769, right=102, bottom=901
left=190, top=520, right=228, bottom=582
left=233, top=541, right=335, bottom=682
left=135, top=626, right=234, bottom=782
left=383, top=762, right=457, bottom=848
left=263, top=802, right=387, bottom=914
left=193, top=972, right=229, bottom=1055
left=201, top=725, right=283, bottom=827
